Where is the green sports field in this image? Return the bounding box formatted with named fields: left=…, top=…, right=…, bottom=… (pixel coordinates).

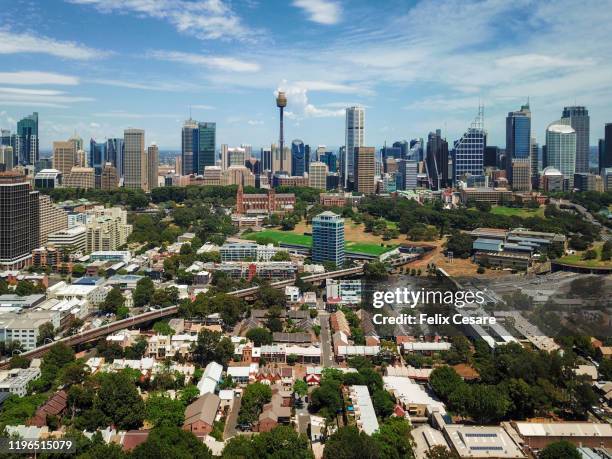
left=490, top=205, right=545, bottom=218
left=245, top=229, right=396, bottom=256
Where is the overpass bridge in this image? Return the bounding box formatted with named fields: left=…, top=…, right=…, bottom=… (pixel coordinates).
left=0, top=266, right=364, bottom=368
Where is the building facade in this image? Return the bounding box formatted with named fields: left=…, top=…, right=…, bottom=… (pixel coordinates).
left=561, top=106, right=589, bottom=173
left=344, top=106, right=365, bottom=188
left=123, top=128, right=146, bottom=190
left=354, top=147, right=376, bottom=195
left=312, top=211, right=345, bottom=267
left=546, top=122, right=576, bottom=189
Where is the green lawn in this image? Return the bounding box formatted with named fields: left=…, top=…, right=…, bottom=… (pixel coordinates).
left=557, top=243, right=612, bottom=267
left=490, top=205, right=545, bottom=218
left=245, top=229, right=396, bottom=255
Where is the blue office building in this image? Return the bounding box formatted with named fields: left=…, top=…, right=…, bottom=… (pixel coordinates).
left=194, top=122, right=216, bottom=174
left=452, top=108, right=485, bottom=184
left=506, top=102, right=531, bottom=185
left=291, top=139, right=305, bottom=176
left=89, top=139, right=107, bottom=187
left=16, top=112, right=39, bottom=165
left=106, top=138, right=124, bottom=177
left=320, top=151, right=337, bottom=173
left=312, top=211, right=345, bottom=268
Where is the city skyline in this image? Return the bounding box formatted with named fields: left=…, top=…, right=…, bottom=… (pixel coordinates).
left=1, top=0, right=612, bottom=150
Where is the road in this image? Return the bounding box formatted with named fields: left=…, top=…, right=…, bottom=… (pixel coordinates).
left=223, top=396, right=241, bottom=440
left=318, top=312, right=335, bottom=368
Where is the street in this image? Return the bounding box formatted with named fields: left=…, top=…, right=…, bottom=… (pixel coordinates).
left=318, top=312, right=335, bottom=368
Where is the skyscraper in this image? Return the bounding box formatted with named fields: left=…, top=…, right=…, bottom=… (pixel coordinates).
left=309, top=161, right=328, bottom=190
left=106, top=138, right=124, bottom=177
left=304, top=144, right=311, bottom=173
left=0, top=146, right=15, bottom=171
left=344, top=106, right=365, bottom=188
left=291, top=139, right=305, bottom=177
left=16, top=112, right=39, bottom=165
left=195, top=122, right=216, bottom=174
left=123, top=128, right=146, bottom=190
left=452, top=107, right=485, bottom=184
left=181, top=118, right=198, bottom=175
left=0, top=171, right=39, bottom=270
left=354, top=147, right=376, bottom=195
left=320, top=151, right=337, bottom=173
left=52, top=141, right=77, bottom=178
left=505, top=102, right=531, bottom=188
left=147, top=143, right=159, bottom=191
left=546, top=121, right=576, bottom=189
left=561, top=106, right=589, bottom=173
left=602, top=124, right=612, bottom=173
left=89, top=139, right=107, bottom=188
left=261, top=147, right=272, bottom=172
left=530, top=138, right=539, bottom=189
left=312, top=211, right=345, bottom=268
left=425, top=129, right=449, bottom=190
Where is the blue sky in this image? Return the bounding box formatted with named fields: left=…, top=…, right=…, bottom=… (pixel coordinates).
left=1, top=0, right=611, bottom=152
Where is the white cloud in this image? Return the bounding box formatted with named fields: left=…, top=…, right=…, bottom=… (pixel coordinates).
left=247, top=119, right=264, bottom=125
left=0, top=29, right=108, bottom=60
left=0, top=87, right=94, bottom=108
left=276, top=84, right=344, bottom=119
left=68, top=0, right=259, bottom=42
left=293, top=0, right=341, bottom=25
left=0, top=71, right=79, bottom=86
left=94, top=110, right=180, bottom=119
left=89, top=78, right=193, bottom=91
left=148, top=50, right=260, bottom=73
left=191, top=104, right=215, bottom=110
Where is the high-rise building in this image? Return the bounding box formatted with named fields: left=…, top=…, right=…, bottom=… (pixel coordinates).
left=64, top=167, right=95, bottom=189
left=601, top=124, right=612, bottom=173
left=425, top=129, right=449, bottom=190
left=261, top=147, right=272, bottom=172
left=0, top=146, right=15, bottom=171
left=312, top=211, right=345, bottom=268
left=561, top=106, right=589, bottom=173
left=123, top=128, right=146, bottom=190
left=86, top=206, right=132, bottom=252
left=220, top=144, right=229, bottom=170
left=147, top=143, right=159, bottom=190
left=89, top=139, right=107, bottom=188
left=39, top=194, right=68, bottom=245
left=291, top=139, right=305, bottom=177
left=52, top=140, right=77, bottom=178
left=101, top=163, right=119, bottom=190
left=174, top=155, right=182, bottom=175
left=344, top=106, right=365, bottom=188
left=530, top=139, right=540, bottom=189
left=452, top=107, right=485, bottom=184
left=16, top=112, right=39, bottom=165
left=320, top=151, right=337, bottom=173
left=599, top=138, right=606, bottom=174
left=272, top=144, right=291, bottom=175
left=34, top=169, right=62, bottom=189
left=69, top=132, right=83, bottom=154
left=195, top=122, right=216, bottom=174
left=0, top=172, right=39, bottom=269
left=181, top=118, right=198, bottom=175
left=228, top=147, right=246, bottom=167
left=106, top=138, right=124, bottom=177
left=309, top=161, right=328, bottom=190
left=484, top=146, right=498, bottom=168
left=305, top=144, right=311, bottom=173
left=546, top=122, right=576, bottom=189
left=397, top=159, right=418, bottom=190
left=392, top=140, right=409, bottom=159
left=511, top=160, right=531, bottom=191
left=354, top=147, right=375, bottom=195
left=506, top=102, right=531, bottom=187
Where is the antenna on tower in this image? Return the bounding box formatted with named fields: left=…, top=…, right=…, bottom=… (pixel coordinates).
left=189, top=105, right=192, bottom=119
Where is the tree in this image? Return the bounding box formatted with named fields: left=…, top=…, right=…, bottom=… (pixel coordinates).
left=323, top=426, right=380, bottom=459
left=145, top=394, right=185, bottom=427
left=271, top=251, right=291, bottom=261
left=293, top=379, right=308, bottom=400
left=180, top=385, right=200, bottom=405
left=238, top=383, right=272, bottom=427
left=372, top=417, right=414, bottom=459
left=95, top=372, right=145, bottom=430
left=72, top=264, right=86, bottom=278
left=445, top=232, right=473, bottom=258
left=101, top=286, right=125, bottom=314
left=429, top=366, right=463, bottom=401
left=251, top=426, right=313, bottom=458
left=582, top=249, right=597, bottom=260
left=153, top=321, right=175, bottom=336
left=426, top=446, right=460, bottom=459
left=246, top=327, right=273, bottom=346
left=37, top=322, right=55, bottom=346
left=286, top=353, right=299, bottom=365
left=538, top=441, right=581, bottom=459
left=371, top=389, right=395, bottom=418
left=364, top=261, right=388, bottom=281
left=193, top=330, right=234, bottom=367
left=60, top=360, right=90, bottom=386
left=133, top=277, right=155, bottom=307
left=601, top=240, right=612, bottom=261
left=309, top=379, right=342, bottom=420
left=9, top=354, right=30, bottom=369
left=131, top=426, right=212, bottom=459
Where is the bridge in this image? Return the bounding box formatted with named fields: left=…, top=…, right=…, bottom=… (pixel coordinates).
left=0, top=266, right=364, bottom=368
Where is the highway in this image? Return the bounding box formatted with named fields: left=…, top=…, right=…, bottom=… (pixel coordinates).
left=0, top=266, right=364, bottom=368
